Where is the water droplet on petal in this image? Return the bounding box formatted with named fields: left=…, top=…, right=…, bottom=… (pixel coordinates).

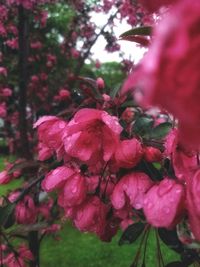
left=59, top=121, right=66, bottom=129
left=175, top=188, right=182, bottom=194
left=72, top=187, right=77, bottom=193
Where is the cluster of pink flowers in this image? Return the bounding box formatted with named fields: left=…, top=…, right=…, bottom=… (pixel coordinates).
left=34, top=107, right=200, bottom=242
left=1, top=244, right=33, bottom=267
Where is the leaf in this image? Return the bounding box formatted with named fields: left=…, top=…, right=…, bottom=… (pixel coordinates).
left=110, top=85, right=121, bottom=99
left=158, top=228, right=184, bottom=254
left=134, top=116, right=154, bottom=137
left=119, top=26, right=152, bottom=38
left=136, top=160, right=163, bottom=181
left=119, top=35, right=150, bottom=46
left=150, top=122, right=172, bottom=139
left=164, top=262, right=183, bottom=267
left=0, top=204, right=15, bottom=228
left=118, top=222, right=145, bottom=246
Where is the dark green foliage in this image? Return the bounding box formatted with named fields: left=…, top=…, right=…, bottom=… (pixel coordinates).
left=119, top=222, right=145, bottom=246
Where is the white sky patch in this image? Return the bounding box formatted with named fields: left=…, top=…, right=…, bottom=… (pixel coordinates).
left=90, top=11, right=145, bottom=63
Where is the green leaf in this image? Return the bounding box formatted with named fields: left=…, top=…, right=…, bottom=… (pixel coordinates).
left=120, top=26, right=152, bottom=38
left=110, top=85, right=121, bottom=99
left=0, top=203, right=15, bottom=228
left=119, top=222, right=145, bottom=246
left=150, top=122, right=172, bottom=139
left=164, top=262, right=183, bottom=267
left=158, top=228, right=184, bottom=254
left=134, top=116, right=154, bottom=136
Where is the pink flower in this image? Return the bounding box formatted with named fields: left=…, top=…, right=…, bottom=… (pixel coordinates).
left=0, top=102, right=7, bottom=118
left=96, top=77, right=105, bottom=89
left=143, top=178, right=185, bottom=228
left=73, top=196, right=107, bottom=237
left=114, top=138, right=143, bottom=168
left=2, top=88, right=12, bottom=97
left=123, top=0, right=200, bottom=149
left=4, top=245, right=33, bottom=267
left=143, top=146, right=162, bottom=162
left=186, top=169, right=200, bottom=240
left=63, top=108, right=122, bottom=165
left=34, top=116, right=67, bottom=153
left=0, top=170, right=12, bottom=184
left=111, top=172, right=153, bottom=210
left=15, top=196, right=37, bottom=224
left=59, top=88, right=70, bottom=100
left=42, top=166, right=75, bottom=192
left=139, top=0, right=178, bottom=12
left=37, top=142, right=53, bottom=161
left=58, top=173, right=86, bottom=207
left=43, top=166, right=87, bottom=208
left=0, top=67, right=7, bottom=76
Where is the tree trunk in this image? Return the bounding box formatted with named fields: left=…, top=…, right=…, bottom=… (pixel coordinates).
left=18, top=5, right=31, bottom=159
left=18, top=6, right=40, bottom=267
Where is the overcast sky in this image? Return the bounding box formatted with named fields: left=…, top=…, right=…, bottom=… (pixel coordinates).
left=90, top=11, right=145, bottom=63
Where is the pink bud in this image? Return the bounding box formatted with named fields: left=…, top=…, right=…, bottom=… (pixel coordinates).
left=96, top=77, right=105, bottom=89
left=144, top=146, right=162, bottom=162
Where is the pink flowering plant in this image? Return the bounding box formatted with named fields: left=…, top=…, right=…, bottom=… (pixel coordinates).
left=0, top=0, right=200, bottom=267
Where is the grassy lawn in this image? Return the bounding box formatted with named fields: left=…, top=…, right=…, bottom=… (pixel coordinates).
left=40, top=223, right=179, bottom=267
left=0, top=155, right=179, bottom=267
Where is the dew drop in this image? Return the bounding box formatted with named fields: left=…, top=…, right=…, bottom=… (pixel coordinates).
left=175, top=188, right=182, bottom=194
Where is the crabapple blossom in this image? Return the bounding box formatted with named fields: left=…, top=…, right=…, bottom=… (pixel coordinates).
left=63, top=108, right=122, bottom=165
left=143, top=178, right=185, bottom=228
left=114, top=138, right=143, bottom=168
left=15, top=196, right=37, bottom=224
left=111, top=172, right=153, bottom=210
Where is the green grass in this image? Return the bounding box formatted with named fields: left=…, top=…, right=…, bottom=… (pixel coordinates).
left=0, top=156, right=179, bottom=267
left=40, top=222, right=179, bottom=267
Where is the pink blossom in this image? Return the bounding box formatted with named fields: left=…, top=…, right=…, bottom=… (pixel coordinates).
left=2, top=88, right=12, bottom=97
left=186, top=169, right=200, bottom=240
left=143, top=178, right=185, bottom=228
left=15, top=196, right=37, bottom=224
left=121, top=108, right=135, bottom=122
left=114, top=138, right=143, bottom=168
left=102, top=94, right=110, bottom=102
left=143, top=146, right=162, bottom=162
left=0, top=102, right=6, bottom=118
left=34, top=116, right=67, bottom=153
left=0, top=170, right=12, bottom=184
left=63, top=108, right=122, bottom=165
left=0, top=67, right=7, bottom=76
left=96, top=77, right=105, bottom=89
left=4, top=245, right=33, bottom=267
left=59, top=88, right=70, bottom=100
left=42, top=166, right=75, bottom=192
left=123, top=0, right=200, bottom=149
left=30, top=41, right=43, bottom=49
left=58, top=173, right=86, bottom=207
left=73, top=196, right=107, bottom=237
left=37, top=142, right=53, bottom=161
left=139, top=0, right=179, bottom=12
left=6, top=38, right=18, bottom=49
left=111, top=172, right=153, bottom=210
